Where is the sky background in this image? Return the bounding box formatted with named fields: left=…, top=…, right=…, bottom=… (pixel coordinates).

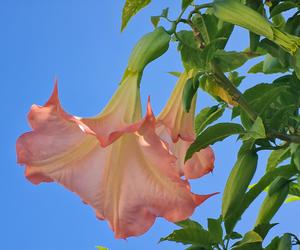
left=1, top=1, right=298, bottom=250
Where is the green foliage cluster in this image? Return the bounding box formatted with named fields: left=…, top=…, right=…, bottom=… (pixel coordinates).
left=120, top=0, right=300, bottom=249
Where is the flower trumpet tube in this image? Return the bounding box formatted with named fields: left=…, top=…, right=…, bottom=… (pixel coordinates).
left=156, top=71, right=215, bottom=179
left=16, top=29, right=215, bottom=238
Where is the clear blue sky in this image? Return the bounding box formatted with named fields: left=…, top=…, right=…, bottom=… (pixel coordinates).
left=1, top=1, right=298, bottom=250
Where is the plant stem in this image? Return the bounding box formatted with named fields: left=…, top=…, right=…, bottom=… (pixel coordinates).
left=211, top=60, right=257, bottom=121
left=268, top=130, right=300, bottom=144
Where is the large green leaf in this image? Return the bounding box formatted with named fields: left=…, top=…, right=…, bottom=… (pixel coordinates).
left=253, top=223, right=278, bottom=240
left=185, top=123, right=244, bottom=161
left=243, top=117, right=266, bottom=140
left=199, top=74, right=238, bottom=106
left=240, top=81, right=298, bottom=132
left=207, top=217, right=223, bottom=244
left=266, top=147, right=290, bottom=171
left=177, top=31, right=205, bottom=70
left=195, top=105, right=225, bottom=135
left=264, top=236, right=280, bottom=250
left=214, top=50, right=254, bottom=72
left=232, top=231, right=263, bottom=250
left=121, top=0, right=151, bottom=31
left=263, top=54, right=288, bottom=74
left=159, top=228, right=213, bottom=247
left=176, top=219, right=203, bottom=229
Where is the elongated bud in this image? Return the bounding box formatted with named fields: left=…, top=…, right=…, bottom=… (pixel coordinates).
left=127, top=27, right=171, bottom=73
left=213, top=0, right=300, bottom=55
left=222, top=150, right=258, bottom=220
left=255, top=177, right=289, bottom=226
left=213, top=0, right=273, bottom=40
left=268, top=176, right=290, bottom=196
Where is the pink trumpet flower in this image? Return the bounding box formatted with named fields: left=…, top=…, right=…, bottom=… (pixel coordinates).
left=157, top=71, right=215, bottom=179
left=16, top=71, right=215, bottom=239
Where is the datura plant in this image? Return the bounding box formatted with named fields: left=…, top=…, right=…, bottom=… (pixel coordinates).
left=17, top=0, right=300, bottom=249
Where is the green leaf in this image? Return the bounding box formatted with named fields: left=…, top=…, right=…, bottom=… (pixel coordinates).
left=214, top=50, right=253, bottom=72
left=121, top=0, right=151, bottom=31
left=278, top=233, right=292, bottom=250
left=199, top=74, right=238, bottom=106
left=270, top=2, right=300, bottom=18
left=291, top=144, right=300, bottom=171
left=192, top=14, right=210, bottom=44
left=182, top=0, right=193, bottom=10
left=185, top=123, right=245, bottom=161
left=289, top=182, right=300, bottom=197
left=159, top=228, right=213, bottom=247
left=285, top=195, right=300, bottom=203
left=176, top=219, right=203, bottom=229
left=227, top=232, right=243, bottom=240
left=266, top=147, right=290, bottom=171
left=207, top=217, right=223, bottom=244
left=253, top=223, right=278, bottom=239
left=264, top=236, right=280, bottom=250
left=182, top=77, right=198, bottom=112
left=195, top=105, right=225, bottom=135
left=168, top=71, right=181, bottom=77
left=150, top=16, right=160, bottom=28
left=232, top=231, right=262, bottom=250
left=161, top=8, right=169, bottom=18
left=248, top=61, right=263, bottom=73
left=228, top=71, right=245, bottom=87
left=177, top=31, right=205, bottom=70
left=291, top=49, right=300, bottom=80
left=243, top=117, right=266, bottom=140
left=263, top=54, right=287, bottom=74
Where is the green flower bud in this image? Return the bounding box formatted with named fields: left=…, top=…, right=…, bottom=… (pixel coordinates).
left=213, top=0, right=273, bottom=40
left=222, top=150, right=258, bottom=220
left=127, top=27, right=171, bottom=73
left=213, top=0, right=300, bottom=55
left=255, top=178, right=289, bottom=226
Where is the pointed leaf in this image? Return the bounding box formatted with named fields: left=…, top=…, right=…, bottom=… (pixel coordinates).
left=195, top=105, right=225, bottom=135
left=232, top=231, right=262, bottom=250
left=207, top=217, right=223, bottom=244
left=186, top=123, right=244, bottom=161
left=121, top=0, right=151, bottom=31
left=182, top=0, right=193, bottom=10
left=159, top=228, right=213, bottom=247
left=151, top=16, right=160, bottom=28
left=176, top=219, right=203, bottom=229
left=253, top=223, right=278, bottom=239
left=266, top=148, right=290, bottom=171
left=243, top=117, right=266, bottom=140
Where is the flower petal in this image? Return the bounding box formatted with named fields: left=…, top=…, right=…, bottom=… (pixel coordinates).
left=157, top=126, right=214, bottom=179
left=157, top=71, right=196, bottom=142
left=17, top=96, right=215, bottom=238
